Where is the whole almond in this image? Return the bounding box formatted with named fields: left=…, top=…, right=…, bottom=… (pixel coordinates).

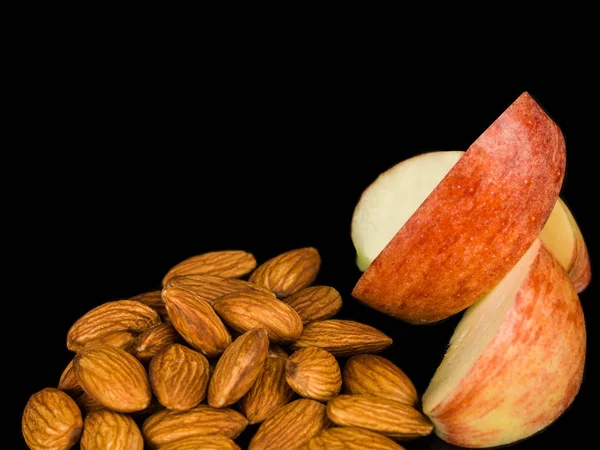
left=326, top=394, right=432, bottom=439
left=166, top=273, right=275, bottom=304
left=282, top=285, right=342, bottom=324
left=343, top=354, right=417, bottom=406
left=162, top=286, right=231, bottom=358
left=208, top=328, right=269, bottom=408
left=73, top=344, right=152, bottom=413
left=80, top=409, right=143, bottom=450
left=92, top=330, right=137, bottom=352
left=58, top=359, right=82, bottom=396
left=142, top=405, right=247, bottom=448
left=238, top=356, right=295, bottom=424
left=268, top=344, right=288, bottom=359
left=158, top=435, right=241, bottom=450
left=129, top=290, right=168, bottom=319
left=67, top=300, right=161, bottom=351
left=162, top=250, right=257, bottom=286
left=22, top=388, right=83, bottom=450
left=249, top=398, right=330, bottom=450
left=134, top=322, right=181, bottom=361
left=285, top=347, right=341, bottom=401
left=290, top=320, right=392, bottom=357
left=249, top=247, right=321, bottom=298
left=213, top=292, right=303, bottom=344
left=305, top=427, right=406, bottom=450
left=150, top=343, right=209, bottom=411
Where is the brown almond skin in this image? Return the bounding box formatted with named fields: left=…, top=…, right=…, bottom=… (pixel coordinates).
left=157, top=435, right=241, bottom=450
left=166, top=273, right=275, bottom=304
left=150, top=343, right=209, bottom=411
left=286, top=347, right=341, bottom=401
left=249, top=398, right=330, bottom=450
left=134, top=322, right=181, bottom=361
left=74, top=392, right=105, bottom=415
left=162, top=250, right=257, bottom=286
left=268, top=345, right=288, bottom=359
left=208, top=328, right=269, bottom=408
left=326, top=394, right=433, bottom=440
left=290, top=320, right=392, bottom=357
left=73, top=344, right=152, bottom=413
left=249, top=247, right=321, bottom=298
left=213, top=292, right=303, bottom=344
left=80, top=409, right=143, bottom=450
left=93, top=330, right=137, bottom=352
left=305, top=427, right=406, bottom=449
left=283, top=285, right=342, bottom=324
left=343, top=354, right=418, bottom=406
left=129, top=290, right=168, bottom=319
left=142, top=405, right=247, bottom=448
left=22, top=388, right=83, bottom=450
left=58, top=359, right=82, bottom=396
left=238, top=356, right=295, bottom=424
left=162, top=286, right=231, bottom=358
left=67, top=300, right=161, bottom=351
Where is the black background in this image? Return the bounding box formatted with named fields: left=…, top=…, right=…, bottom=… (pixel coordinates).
left=11, top=68, right=596, bottom=450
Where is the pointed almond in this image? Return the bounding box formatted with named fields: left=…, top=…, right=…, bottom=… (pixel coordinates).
left=238, top=356, right=294, bottom=424
left=282, top=285, right=342, bottom=324
left=213, top=292, right=303, bottom=344
left=208, top=328, right=269, bottom=408
left=74, top=344, right=152, bottom=413
left=162, top=286, right=231, bottom=358
left=343, top=354, right=417, bottom=406
left=158, top=435, right=241, bottom=450
left=80, top=409, right=143, bottom=450
left=326, top=394, right=432, bottom=440
left=162, top=250, right=256, bottom=286
left=58, top=359, right=82, bottom=396
left=22, top=388, right=83, bottom=450
left=142, top=405, right=247, bottom=448
left=67, top=300, right=161, bottom=351
left=285, top=347, right=341, bottom=401
left=290, top=320, right=392, bottom=357
left=249, top=247, right=321, bottom=298
left=305, top=427, right=406, bottom=449
left=249, top=398, right=330, bottom=450
left=129, top=290, right=168, bottom=319
left=150, top=343, right=209, bottom=411
left=134, top=321, right=181, bottom=361
left=166, top=273, right=275, bottom=304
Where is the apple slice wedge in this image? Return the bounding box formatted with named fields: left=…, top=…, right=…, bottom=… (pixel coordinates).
left=352, top=92, right=566, bottom=324
left=421, top=239, right=586, bottom=448
left=351, top=151, right=591, bottom=293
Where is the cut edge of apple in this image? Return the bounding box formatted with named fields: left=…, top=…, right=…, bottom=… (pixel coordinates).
left=352, top=150, right=591, bottom=293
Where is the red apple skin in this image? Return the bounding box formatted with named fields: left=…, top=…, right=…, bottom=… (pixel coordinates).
left=352, top=92, right=566, bottom=323
left=424, top=243, right=586, bottom=448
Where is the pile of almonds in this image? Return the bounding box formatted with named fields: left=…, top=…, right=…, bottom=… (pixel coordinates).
left=22, top=248, right=433, bottom=449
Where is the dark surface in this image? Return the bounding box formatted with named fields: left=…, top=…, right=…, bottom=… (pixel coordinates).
left=11, top=82, right=595, bottom=449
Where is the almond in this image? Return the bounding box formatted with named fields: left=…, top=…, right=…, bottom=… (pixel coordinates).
left=343, top=354, right=417, bottom=406
left=162, top=286, right=231, bottom=358
left=213, top=292, right=303, bottom=344
left=166, top=273, right=275, bottom=304
left=134, top=322, right=181, bottom=361
left=75, top=392, right=105, bottom=414
left=208, top=328, right=269, bottom=408
left=67, top=300, right=161, bottom=351
left=282, top=285, right=342, bottom=324
left=129, top=290, right=168, bottom=319
left=80, top=409, right=143, bottom=450
left=162, top=250, right=257, bottom=286
left=326, top=394, right=433, bottom=439
left=285, top=347, right=341, bottom=401
left=238, top=356, right=294, bottom=424
left=249, top=398, right=330, bottom=450
left=58, top=359, right=82, bottom=396
left=157, top=435, right=241, bottom=450
left=92, top=329, right=137, bottom=352
left=142, top=405, right=248, bottom=448
left=22, top=388, right=83, bottom=450
left=268, top=345, right=288, bottom=359
left=150, top=343, right=209, bottom=411
left=73, top=344, right=152, bottom=413
left=290, top=320, right=392, bottom=357
left=249, top=247, right=321, bottom=298
left=305, top=427, right=406, bottom=449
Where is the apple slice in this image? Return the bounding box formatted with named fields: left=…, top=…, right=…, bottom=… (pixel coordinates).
left=352, top=92, right=566, bottom=324
left=352, top=151, right=591, bottom=292
left=421, top=239, right=586, bottom=448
